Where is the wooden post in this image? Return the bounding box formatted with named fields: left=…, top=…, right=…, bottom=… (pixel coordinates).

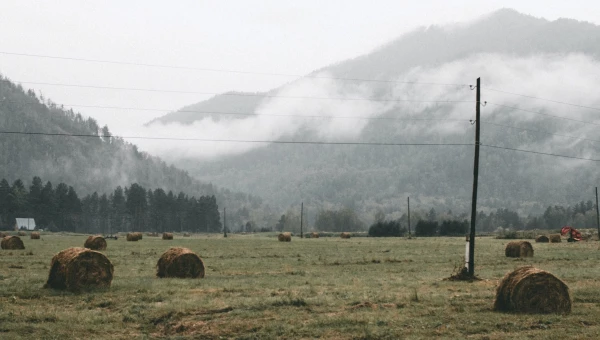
left=596, top=187, right=600, bottom=240
left=468, top=77, right=481, bottom=276
left=300, top=202, right=304, bottom=238
left=223, top=208, right=227, bottom=238
left=407, top=197, right=411, bottom=238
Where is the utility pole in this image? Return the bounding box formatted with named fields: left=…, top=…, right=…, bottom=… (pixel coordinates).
left=468, top=77, right=481, bottom=277
left=223, top=208, right=227, bottom=238
left=596, top=187, right=600, bottom=240
left=407, top=197, right=411, bottom=238
left=300, top=202, right=304, bottom=238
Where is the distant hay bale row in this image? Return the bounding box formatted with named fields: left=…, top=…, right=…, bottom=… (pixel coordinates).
left=549, top=234, right=562, bottom=243
left=31, top=232, right=41, bottom=239
left=147, top=232, right=159, bottom=237
left=17, top=231, right=27, bottom=236
left=310, top=232, right=319, bottom=238
left=278, top=232, right=292, bottom=242
left=45, top=247, right=114, bottom=292
left=340, top=232, right=351, bottom=239
left=1, top=236, right=25, bottom=250
left=505, top=241, right=534, bottom=258
left=535, top=235, right=549, bottom=243
left=84, top=235, right=107, bottom=251
left=494, top=266, right=571, bottom=314
left=157, top=247, right=204, bottom=278
left=126, top=232, right=143, bottom=241
left=162, top=232, right=174, bottom=240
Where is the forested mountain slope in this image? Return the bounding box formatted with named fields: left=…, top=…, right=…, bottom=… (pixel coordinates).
left=149, top=9, right=600, bottom=221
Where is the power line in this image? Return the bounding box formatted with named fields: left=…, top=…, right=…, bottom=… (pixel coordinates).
left=16, top=80, right=474, bottom=104
left=0, top=51, right=469, bottom=87
left=485, top=102, right=600, bottom=127
left=484, top=87, right=600, bottom=112
left=0, top=130, right=473, bottom=146
left=61, top=103, right=471, bottom=122
left=481, top=144, right=600, bottom=162
left=482, top=121, right=600, bottom=144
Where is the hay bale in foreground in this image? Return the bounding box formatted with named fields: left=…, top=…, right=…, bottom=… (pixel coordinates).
left=535, top=235, right=549, bottom=243
left=340, top=232, right=351, bottom=239
left=31, top=232, right=41, bottom=239
left=162, top=232, right=174, bottom=240
left=84, top=235, right=107, bottom=251
left=45, top=247, right=114, bottom=291
left=156, top=247, right=205, bottom=278
left=126, top=232, right=142, bottom=241
left=1, top=236, right=25, bottom=250
left=310, top=232, right=319, bottom=239
left=549, top=234, right=562, bottom=243
left=494, top=266, right=571, bottom=314
left=17, top=231, right=27, bottom=236
left=505, top=241, right=534, bottom=258
left=278, top=232, right=292, bottom=242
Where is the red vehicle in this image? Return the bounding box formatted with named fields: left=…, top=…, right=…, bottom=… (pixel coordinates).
left=561, top=226, right=582, bottom=242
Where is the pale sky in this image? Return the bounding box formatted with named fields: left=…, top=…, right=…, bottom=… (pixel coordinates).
left=1, top=0, right=598, bottom=132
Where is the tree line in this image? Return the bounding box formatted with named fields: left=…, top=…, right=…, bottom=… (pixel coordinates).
left=0, top=177, right=222, bottom=234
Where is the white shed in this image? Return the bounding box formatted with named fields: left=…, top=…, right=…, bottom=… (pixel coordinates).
left=15, top=218, right=36, bottom=231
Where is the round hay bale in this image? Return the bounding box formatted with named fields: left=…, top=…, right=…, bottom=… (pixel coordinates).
left=310, top=232, right=319, bottom=239
left=163, top=232, right=174, bottom=240
left=340, top=232, right=351, bottom=239
left=494, top=266, right=571, bottom=314
left=505, top=241, right=534, bottom=258
left=0, top=232, right=7, bottom=238
left=549, top=234, right=562, bottom=243
left=134, top=232, right=142, bottom=240
left=278, top=232, right=291, bottom=242
left=183, top=232, right=191, bottom=237
left=156, top=247, right=205, bottom=278
left=44, top=247, right=114, bottom=291
left=535, top=235, right=549, bottom=243
left=1, top=236, right=25, bottom=250
left=84, top=235, right=107, bottom=251
left=30, top=232, right=41, bottom=240
left=126, top=232, right=141, bottom=241
left=17, top=231, right=27, bottom=236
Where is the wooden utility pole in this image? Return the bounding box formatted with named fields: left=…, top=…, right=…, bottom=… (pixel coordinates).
left=300, top=202, right=304, bottom=238
left=223, top=208, right=227, bottom=238
left=596, top=187, right=600, bottom=240
left=407, top=197, right=411, bottom=238
left=468, top=77, right=481, bottom=276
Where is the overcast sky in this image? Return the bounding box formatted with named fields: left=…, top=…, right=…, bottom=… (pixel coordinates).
left=1, top=0, right=599, bottom=132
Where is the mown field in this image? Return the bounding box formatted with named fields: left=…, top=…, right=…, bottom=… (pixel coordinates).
left=1, top=233, right=600, bottom=339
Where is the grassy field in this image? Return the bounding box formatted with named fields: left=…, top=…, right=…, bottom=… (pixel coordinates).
left=1, top=233, right=600, bottom=339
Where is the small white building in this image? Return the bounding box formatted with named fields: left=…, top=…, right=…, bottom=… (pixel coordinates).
left=15, top=218, right=36, bottom=231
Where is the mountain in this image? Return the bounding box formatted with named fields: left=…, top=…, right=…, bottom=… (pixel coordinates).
left=0, top=76, right=268, bottom=228
left=147, top=9, right=600, bottom=224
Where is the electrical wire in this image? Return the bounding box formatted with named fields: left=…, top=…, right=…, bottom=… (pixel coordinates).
left=482, top=121, right=600, bottom=144
left=481, top=144, right=600, bottom=162
left=0, top=51, right=469, bottom=87
left=484, top=87, right=600, bottom=112
left=485, top=102, right=600, bottom=127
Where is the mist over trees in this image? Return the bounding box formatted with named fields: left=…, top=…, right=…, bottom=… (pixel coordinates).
left=0, top=176, right=222, bottom=234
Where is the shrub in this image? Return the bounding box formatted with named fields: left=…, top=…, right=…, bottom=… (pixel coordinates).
left=368, top=220, right=406, bottom=237
left=415, top=220, right=438, bottom=236
left=439, top=220, right=469, bottom=236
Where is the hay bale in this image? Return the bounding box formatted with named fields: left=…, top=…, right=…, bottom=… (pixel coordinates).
left=535, top=235, right=549, bottom=243
left=310, top=232, right=319, bottom=239
left=278, top=232, right=292, bottom=242
left=163, top=232, right=174, bottom=240
left=30, top=232, right=41, bottom=240
left=183, top=232, right=191, bottom=237
left=84, top=235, right=107, bottom=251
left=147, top=232, right=159, bottom=237
left=1, top=236, right=25, bottom=250
left=0, top=232, right=7, bottom=238
left=494, top=266, right=571, bottom=314
left=44, top=247, right=114, bottom=291
left=505, top=241, right=534, bottom=258
left=17, top=231, right=27, bottom=236
left=126, top=232, right=142, bottom=241
left=549, top=234, right=562, bottom=243
left=156, top=247, right=205, bottom=278
left=340, top=232, right=351, bottom=239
